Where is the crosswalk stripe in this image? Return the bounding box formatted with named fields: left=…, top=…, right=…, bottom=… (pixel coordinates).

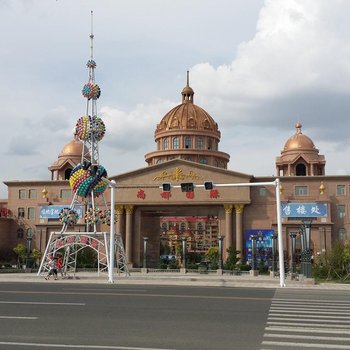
left=271, top=304, right=350, bottom=310
left=267, top=321, right=350, bottom=328
left=269, top=313, right=350, bottom=319
left=262, top=340, right=350, bottom=349
left=269, top=308, right=350, bottom=315
left=272, top=301, right=350, bottom=307
left=265, top=326, right=350, bottom=335
left=273, top=298, right=350, bottom=304
left=268, top=317, right=350, bottom=323
left=264, top=333, right=350, bottom=341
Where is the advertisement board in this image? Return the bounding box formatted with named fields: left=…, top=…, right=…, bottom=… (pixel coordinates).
left=39, top=205, right=84, bottom=219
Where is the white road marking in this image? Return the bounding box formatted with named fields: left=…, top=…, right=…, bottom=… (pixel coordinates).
left=0, top=301, right=85, bottom=306
left=265, top=333, right=350, bottom=341
left=269, top=308, right=350, bottom=315
left=268, top=317, right=350, bottom=323
left=262, top=340, right=350, bottom=349
left=269, top=313, right=350, bottom=319
left=267, top=321, right=350, bottom=328
left=265, top=326, right=350, bottom=334
left=0, top=342, right=175, bottom=349
left=0, top=316, right=37, bottom=319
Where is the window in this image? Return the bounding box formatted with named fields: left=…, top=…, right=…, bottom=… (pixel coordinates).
left=339, top=228, right=347, bottom=241
left=28, top=207, right=35, bottom=220
left=294, top=186, right=308, bottom=196
left=28, top=189, right=37, bottom=199
left=163, top=138, right=169, bottom=150
left=17, top=228, right=24, bottom=238
left=184, top=136, right=192, bottom=149
left=338, top=205, right=346, bottom=218
left=172, top=137, right=179, bottom=149
left=64, top=168, right=72, bottom=180
left=196, top=137, right=204, bottom=149
left=337, top=185, right=346, bottom=196
left=60, top=189, right=71, bottom=198
left=207, top=138, right=212, bottom=150
left=18, top=207, right=25, bottom=218
left=19, top=189, right=26, bottom=199
left=259, top=188, right=267, bottom=196
left=199, top=158, right=208, bottom=164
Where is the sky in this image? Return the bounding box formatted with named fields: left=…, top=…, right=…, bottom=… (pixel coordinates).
left=2, top=0, right=350, bottom=198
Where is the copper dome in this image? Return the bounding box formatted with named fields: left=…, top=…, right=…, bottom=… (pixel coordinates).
left=59, top=138, right=83, bottom=158
left=283, top=122, right=315, bottom=150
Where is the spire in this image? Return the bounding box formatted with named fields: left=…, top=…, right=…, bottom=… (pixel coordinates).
left=90, top=10, right=94, bottom=61
left=181, top=70, right=194, bottom=103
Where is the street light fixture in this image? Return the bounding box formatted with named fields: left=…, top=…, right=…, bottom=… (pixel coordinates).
left=26, top=229, right=33, bottom=269
left=143, top=237, right=149, bottom=269
left=301, top=219, right=313, bottom=278
left=181, top=236, right=187, bottom=269
left=289, top=232, right=297, bottom=277
left=218, top=235, right=224, bottom=270
left=250, top=235, right=258, bottom=276
left=271, top=233, right=278, bottom=276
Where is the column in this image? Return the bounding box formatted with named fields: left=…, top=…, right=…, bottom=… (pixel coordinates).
left=115, top=205, right=124, bottom=236
left=125, top=205, right=134, bottom=265
left=224, top=204, right=233, bottom=251
left=234, top=204, right=244, bottom=261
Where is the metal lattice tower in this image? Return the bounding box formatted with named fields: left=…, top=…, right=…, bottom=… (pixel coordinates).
left=38, top=12, right=128, bottom=280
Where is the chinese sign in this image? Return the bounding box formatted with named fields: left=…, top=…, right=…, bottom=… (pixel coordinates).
left=281, top=203, right=327, bottom=218
left=245, top=229, right=274, bottom=265
left=39, top=205, right=83, bottom=219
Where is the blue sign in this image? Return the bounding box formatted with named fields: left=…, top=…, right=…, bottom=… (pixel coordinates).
left=281, top=202, right=327, bottom=218
left=245, top=229, right=274, bottom=265
left=39, top=205, right=83, bottom=219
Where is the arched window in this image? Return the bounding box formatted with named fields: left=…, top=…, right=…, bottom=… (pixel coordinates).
left=199, top=158, right=208, bottom=165
left=196, top=137, right=204, bottom=149
left=185, top=136, right=192, bottom=149
left=172, top=137, right=179, bottom=149
left=163, top=138, right=169, bottom=150
left=339, top=228, right=347, bottom=241
left=64, top=168, right=72, bottom=180
left=17, top=228, right=24, bottom=238
left=296, top=163, right=306, bottom=176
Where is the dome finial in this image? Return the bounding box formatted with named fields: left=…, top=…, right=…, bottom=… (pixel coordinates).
left=181, top=70, right=194, bottom=103
left=295, top=121, right=302, bottom=134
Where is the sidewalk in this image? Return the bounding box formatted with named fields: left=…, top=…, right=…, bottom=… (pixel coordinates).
left=1, top=271, right=350, bottom=290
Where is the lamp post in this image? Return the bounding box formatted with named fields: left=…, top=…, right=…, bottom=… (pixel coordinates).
left=218, top=235, right=224, bottom=271
left=302, top=219, right=313, bottom=278
left=143, top=237, right=149, bottom=269
left=250, top=235, right=258, bottom=276
left=26, top=229, right=33, bottom=269
left=181, top=236, right=187, bottom=271
left=289, top=232, right=297, bottom=277
left=271, top=233, right=278, bottom=276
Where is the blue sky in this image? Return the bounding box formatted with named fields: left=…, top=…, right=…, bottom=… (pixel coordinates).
left=1, top=0, right=350, bottom=197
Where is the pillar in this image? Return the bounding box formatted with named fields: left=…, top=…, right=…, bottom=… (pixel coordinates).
left=115, top=205, right=124, bottom=237
left=234, top=204, right=244, bottom=261
left=224, top=204, right=233, bottom=252
left=125, top=205, right=134, bottom=266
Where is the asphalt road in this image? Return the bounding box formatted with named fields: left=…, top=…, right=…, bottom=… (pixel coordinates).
left=0, top=282, right=275, bottom=350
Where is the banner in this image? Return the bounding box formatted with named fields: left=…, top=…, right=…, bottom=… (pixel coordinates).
left=245, top=229, right=274, bottom=265
left=39, top=205, right=83, bottom=219
left=281, top=202, right=327, bottom=218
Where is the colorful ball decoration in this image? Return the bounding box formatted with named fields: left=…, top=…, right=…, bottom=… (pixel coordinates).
left=86, top=60, right=96, bottom=69
left=84, top=207, right=104, bottom=225
left=69, top=163, right=108, bottom=198
left=102, top=209, right=117, bottom=226
left=82, top=82, right=101, bottom=100
left=59, top=208, right=79, bottom=227
left=75, top=115, right=106, bottom=142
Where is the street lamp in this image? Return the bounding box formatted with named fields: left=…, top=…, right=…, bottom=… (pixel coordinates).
left=250, top=235, right=258, bottom=275
left=271, top=234, right=278, bottom=276
left=26, top=229, right=33, bottom=269
left=181, top=236, right=187, bottom=269
left=143, top=237, right=149, bottom=269
left=289, top=232, right=297, bottom=277
left=218, top=235, right=224, bottom=270
left=301, top=219, right=313, bottom=278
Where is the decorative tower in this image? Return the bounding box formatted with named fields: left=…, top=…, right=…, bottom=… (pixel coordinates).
left=38, top=12, right=128, bottom=280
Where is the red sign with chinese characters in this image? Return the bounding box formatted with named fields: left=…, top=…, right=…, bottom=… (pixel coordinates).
left=160, top=191, right=172, bottom=200
left=137, top=189, right=146, bottom=200
left=209, top=189, right=220, bottom=199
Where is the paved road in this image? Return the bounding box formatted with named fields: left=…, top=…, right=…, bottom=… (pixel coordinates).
left=261, top=288, right=350, bottom=350
left=0, top=282, right=274, bottom=350
left=1, top=282, right=350, bottom=349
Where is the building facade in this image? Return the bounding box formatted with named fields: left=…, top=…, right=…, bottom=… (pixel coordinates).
left=1, top=80, right=349, bottom=268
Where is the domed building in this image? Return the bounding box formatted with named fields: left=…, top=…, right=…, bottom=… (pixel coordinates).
left=276, top=122, right=325, bottom=176
left=48, top=137, right=83, bottom=180
left=1, top=75, right=350, bottom=273
left=145, top=73, right=230, bottom=168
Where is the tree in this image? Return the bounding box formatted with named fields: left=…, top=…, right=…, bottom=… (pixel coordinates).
left=205, top=247, right=219, bottom=270
left=13, top=243, right=27, bottom=268
left=224, top=246, right=240, bottom=270
left=30, top=249, right=42, bottom=268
